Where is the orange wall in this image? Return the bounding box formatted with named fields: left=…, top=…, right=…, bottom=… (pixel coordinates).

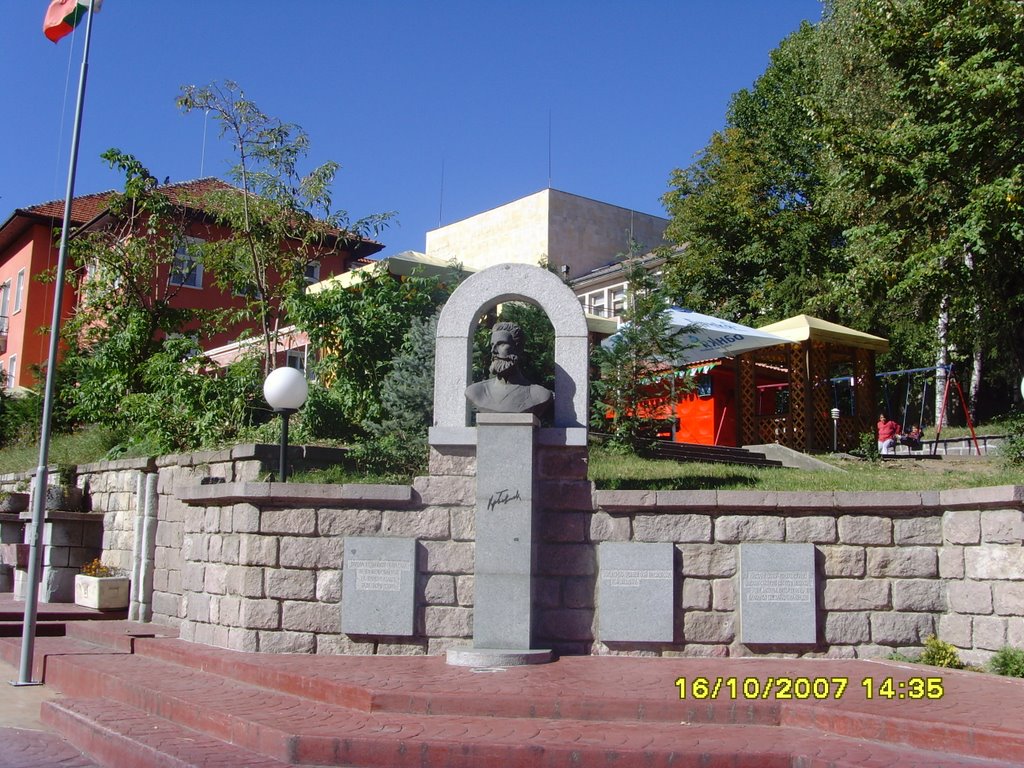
left=146, top=220, right=352, bottom=351
left=672, top=367, right=737, bottom=446
left=1, top=223, right=78, bottom=388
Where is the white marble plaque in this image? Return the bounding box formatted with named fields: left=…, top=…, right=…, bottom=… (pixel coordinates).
left=341, top=537, right=416, bottom=636
left=739, top=543, right=817, bottom=644
left=598, top=542, right=674, bottom=642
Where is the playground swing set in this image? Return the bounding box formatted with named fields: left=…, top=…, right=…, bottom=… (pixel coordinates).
left=873, top=364, right=981, bottom=456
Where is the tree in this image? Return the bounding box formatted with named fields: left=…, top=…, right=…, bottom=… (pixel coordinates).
left=288, top=263, right=449, bottom=436
left=590, top=255, right=689, bottom=449
left=370, top=312, right=441, bottom=443
left=662, top=22, right=849, bottom=326
left=814, top=0, right=1024, bottom=419
left=177, top=81, right=393, bottom=373
left=59, top=151, right=225, bottom=425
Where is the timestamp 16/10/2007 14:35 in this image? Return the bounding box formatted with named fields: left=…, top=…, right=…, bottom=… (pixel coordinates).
left=675, top=676, right=945, bottom=701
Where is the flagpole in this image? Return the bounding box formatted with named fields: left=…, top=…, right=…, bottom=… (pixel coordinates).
left=12, top=0, right=97, bottom=687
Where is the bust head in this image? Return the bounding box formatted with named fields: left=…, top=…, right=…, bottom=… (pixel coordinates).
left=489, top=321, right=524, bottom=379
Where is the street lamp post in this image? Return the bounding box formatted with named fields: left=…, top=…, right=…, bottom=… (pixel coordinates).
left=831, top=407, right=841, bottom=453
left=263, top=367, right=308, bottom=482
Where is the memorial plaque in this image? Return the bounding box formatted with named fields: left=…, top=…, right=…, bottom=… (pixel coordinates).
left=341, top=537, right=416, bottom=636
left=739, top=543, right=816, bottom=644
left=598, top=542, right=674, bottom=642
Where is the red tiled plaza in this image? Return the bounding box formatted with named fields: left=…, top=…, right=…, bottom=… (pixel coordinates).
left=1, top=606, right=1022, bottom=768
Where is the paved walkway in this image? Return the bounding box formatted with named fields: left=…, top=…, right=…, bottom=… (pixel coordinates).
left=0, top=658, right=100, bottom=767
left=0, top=620, right=1023, bottom=767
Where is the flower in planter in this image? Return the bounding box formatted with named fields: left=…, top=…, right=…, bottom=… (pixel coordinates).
left=81, top=557, right=119, bottom=578
left=76, top=558, right=129, bottom=610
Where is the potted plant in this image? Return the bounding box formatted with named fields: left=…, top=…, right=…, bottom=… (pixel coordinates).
left=45, top=466, right=84, bottom=512
left=74, top=558, right=130, bottom=610
left=0, top=490, right=30, bottom=514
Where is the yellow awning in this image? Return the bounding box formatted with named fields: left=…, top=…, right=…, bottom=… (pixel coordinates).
left=757, top=314, right=889, bottom=353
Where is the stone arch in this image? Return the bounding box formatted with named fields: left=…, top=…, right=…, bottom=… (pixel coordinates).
left=432, top=263, right=589, bottom=432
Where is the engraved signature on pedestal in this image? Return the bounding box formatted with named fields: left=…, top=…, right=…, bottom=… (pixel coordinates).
left=487, top=488, right=522, bottom=511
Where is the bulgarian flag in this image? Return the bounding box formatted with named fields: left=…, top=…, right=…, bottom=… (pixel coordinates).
left=43, top=0, right=101, bottom=43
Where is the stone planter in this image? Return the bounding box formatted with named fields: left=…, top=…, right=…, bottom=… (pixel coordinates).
left=74, top=574, right=130, bottom=610
left=0, top=543, right=29, bottom=569
left=0, top=493, right=29, bottom=514
left=44, top=485, right=84, bottom=512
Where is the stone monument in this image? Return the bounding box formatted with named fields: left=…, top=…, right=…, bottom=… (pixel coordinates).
left=431, top=263, right=588, bottom=666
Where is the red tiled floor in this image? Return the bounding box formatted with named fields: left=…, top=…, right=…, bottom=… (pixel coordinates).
left=0, top=620, right=1022, bottom=767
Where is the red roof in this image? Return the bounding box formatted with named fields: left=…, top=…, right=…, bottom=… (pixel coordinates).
left=24, top=177, right=237, bottom=226
left=1, top=178, right=383, bottom=257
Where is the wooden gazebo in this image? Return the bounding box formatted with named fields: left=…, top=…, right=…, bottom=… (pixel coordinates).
left=736, top=315, right=889, bottom=453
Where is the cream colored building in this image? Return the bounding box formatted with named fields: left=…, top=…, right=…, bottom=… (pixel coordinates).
left=425, top=188, right=668, bottom=279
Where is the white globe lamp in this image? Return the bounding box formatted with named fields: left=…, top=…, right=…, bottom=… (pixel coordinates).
left=263, top=367, right=309, bottom=481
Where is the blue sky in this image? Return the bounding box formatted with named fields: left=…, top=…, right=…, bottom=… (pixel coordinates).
left=2, top=1, right=822, bottom=256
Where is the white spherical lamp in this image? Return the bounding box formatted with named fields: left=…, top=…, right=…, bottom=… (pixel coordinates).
left=264, top=366, right=309, bottom=412
left=263, top=366, right=308, bottom=482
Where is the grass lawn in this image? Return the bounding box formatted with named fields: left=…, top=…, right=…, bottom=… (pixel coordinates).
left=2, top=425, right=1022, bottom=492
left=0, top=425, right=122, bottom=476
left=588, top=445, right=1024, bottom=492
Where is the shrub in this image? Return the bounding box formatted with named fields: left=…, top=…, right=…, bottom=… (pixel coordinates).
left=346, top=434, right=427, bottom=481
left=856, top=431, right=881, bottom=462
left=990, top=646, right=1024, bottom=677
left=1001, top=414, right=1024, bottom=468
left=918, top=635, right=964, bottom=669
left=0, top=389, right=42, bottom=447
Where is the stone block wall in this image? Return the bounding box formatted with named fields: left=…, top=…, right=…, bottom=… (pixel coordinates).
left=169, top=480, right=476, bottom=655
left=591, top=487, right=1024, bottom=666
left=5, top=447, right=1022, bottom=666
left=76, top=457, right=154, bottom=574
left=0, top=445, right=345, bottom=616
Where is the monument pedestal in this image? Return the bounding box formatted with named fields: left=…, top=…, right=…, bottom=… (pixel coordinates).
left=447, top=413, right=553, bottom=666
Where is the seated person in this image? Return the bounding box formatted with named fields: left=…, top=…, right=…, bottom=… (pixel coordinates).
left=877, top=413, right=899, bottom=455
left=901, top=424, right=924, bottom=451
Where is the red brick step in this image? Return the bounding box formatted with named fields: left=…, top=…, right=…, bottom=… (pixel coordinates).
left=41, top=698, right=303, bottom=768
left=34, top=645, right=1011, bottom=768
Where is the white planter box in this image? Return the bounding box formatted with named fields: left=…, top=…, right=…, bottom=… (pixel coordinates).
left=74, top=574, right=130, bottom=610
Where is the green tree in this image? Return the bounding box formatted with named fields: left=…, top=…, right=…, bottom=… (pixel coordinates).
left=662, top=22, right=849, bottom=325
left=591, top=256, right=689, bottom=449
left=115, top=338, right=263, bottom=454
left=177, top=81, right=394, bottom=373
left=288, top=264, right=447, bottom=436
left=815, top=0, right=1024, bottom=418
left=370, top=312, right=441, bottom=442
left=59, top=151, right=225, bottom=427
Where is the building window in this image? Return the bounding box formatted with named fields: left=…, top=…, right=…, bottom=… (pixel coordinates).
left=6, top=354, right=16, bottom=388
left=14, top=269, right=25, bottom=313
left=170, top=240, right=204, bottom=288
left=609, top=286, right=626, bottom=316
left=285, top=348, right=306, bottom=373
left=0, top=281, right=9, bottom=319
left=304, top=261, right=321, bottom=285
left=589, top=291, right=606, bottom=316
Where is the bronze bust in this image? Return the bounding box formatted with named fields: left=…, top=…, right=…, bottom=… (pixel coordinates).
left=465, top=321, right=553, bottom=417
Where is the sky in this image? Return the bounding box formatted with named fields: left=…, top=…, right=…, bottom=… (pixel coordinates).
left=2, top=1, right=823, bottom=258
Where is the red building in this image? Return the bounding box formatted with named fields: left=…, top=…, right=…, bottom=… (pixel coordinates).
left=0, top=179, right=382, bottom=389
